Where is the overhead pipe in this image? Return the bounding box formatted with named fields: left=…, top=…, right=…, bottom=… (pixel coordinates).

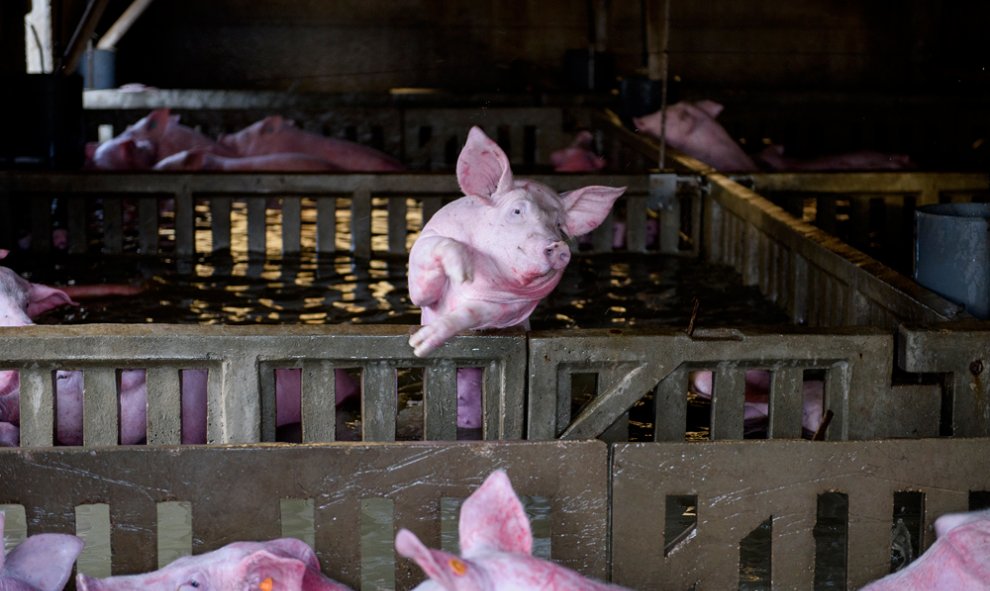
left=97, top=0, right=155, bottom=50
left=58, top=0, right=111, bottom=74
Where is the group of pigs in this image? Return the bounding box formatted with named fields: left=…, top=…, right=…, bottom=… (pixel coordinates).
left=3, top=470, right=988, bottom=590
left=87, top=108, right=405, bottom=172
left=0, top=111, right=950, bottom=590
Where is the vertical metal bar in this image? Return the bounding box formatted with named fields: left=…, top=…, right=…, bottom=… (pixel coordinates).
left=245, top=196, right=266, bottom=254
left=316, top=197, right=336, bottom=253
left=259, top=365, right=278, bottom=443
left=83, top=367, right=120, bottom=447
left=767, top=368, right=804, bottom=439
left=18, top=367, right=55, bottom=447
left=387, top=196, right=408, bottom=255
left=361, top=361, right=396, bottom=441
left=282, top=197, right=302, bottom=254
left=626, top=194, right=647, bottom=253
left=302, top=360, right=337, bottom=443
left=145, top=367, right=181, bottom=445
left=102, top=197, right=122, bottom=254
left=659, top=196, right=681, bottom=254
left=174, top=187, right=195, bottom=257
left=351, top=188, right=372, bottom=258
left=137, top=196, right=159, bottom=254
left=653, top=367, right=687, bottom=441
left=710, top=365, right=745, bottom=440
left=210, top=197, right=232, bottom=252
left=424, top=361, right=457, bottom=440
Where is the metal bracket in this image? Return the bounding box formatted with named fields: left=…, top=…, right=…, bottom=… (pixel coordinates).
left=647, top=172, right=678, bottom=211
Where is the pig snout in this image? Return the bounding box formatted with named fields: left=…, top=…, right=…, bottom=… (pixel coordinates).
left=545, top=240, right=570, bottom=269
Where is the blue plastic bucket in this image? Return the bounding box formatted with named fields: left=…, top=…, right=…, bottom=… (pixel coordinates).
left=915, top=203, right=990, bottom=319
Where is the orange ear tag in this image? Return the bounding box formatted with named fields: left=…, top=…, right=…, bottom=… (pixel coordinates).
left=259, top=576, right=274, bottom=591
left=449, top=558, right=469, bottom=576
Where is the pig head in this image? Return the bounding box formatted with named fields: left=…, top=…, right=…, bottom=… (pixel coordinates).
left=633, top=100, right=757, bottom=172
left=860, top=508, right=990, bottom=590
left=77, top=537, right=351, bottom=591
left=396, top=470, right=630, bottom=591
left=408, top=126, right=624, bottom=357
left=1, top=511, right=85, bottom=591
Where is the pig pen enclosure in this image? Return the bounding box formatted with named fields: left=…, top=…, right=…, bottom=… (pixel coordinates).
left=1, top=95, right=990, bottom=591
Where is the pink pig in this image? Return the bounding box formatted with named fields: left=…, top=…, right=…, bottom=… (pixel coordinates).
left=154, top=148, right=343, bottom=171
left=1, top=511, right=85, bottom=591
left=634, top=100, right=757, bottom=171
left=91, top=108, right=235, bottom=170
left=0, top=255, right=356, bottom=445
left=77, top=537, right=351, bottom=591
left=219, top=116, right=404, bottom=172
left=396, top=470, right=630, bottom=591
left=860, top=508, right=990, bottom=590
left=755, top=144, right=915, bottom=171
left=689, top=369, right=824, bottom=436
left=550, top=131, right=606, bottom=172
left=407, top=127, right=623, bottom=428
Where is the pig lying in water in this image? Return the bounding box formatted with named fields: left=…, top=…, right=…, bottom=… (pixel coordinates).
left=397, top=470, right=630, bottom=591
left=407, top=127, right=624, bottom=427
left=77, top=537, right=351, bottom=591
left=861, top=508, right=990, bottom=590
left=0, top=511, right=84, bottom=591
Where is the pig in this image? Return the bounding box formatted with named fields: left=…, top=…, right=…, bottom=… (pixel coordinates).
left=154, top=148, right=343, bottom=172
left=219, top=116, right=405, bottom=172
left=407, top=126, right=624, bottom=428
left=755, top=144, right=915, bottom=171
left=396, top=470, right=631, bottom=591
left=91, top=108, right=235, bottom=170
left=689, top=369, right=824, bottom=436
left=550, top=131, right=606, bottom=172
left=860, top=508, right=990, bottom=590
left=633, top=100, right=758, bottom=172
left=76, top=537, right=351, bottom=591
left=0, top=255, right=356, bottom=445
left=1, top=511, right=85, bottom=591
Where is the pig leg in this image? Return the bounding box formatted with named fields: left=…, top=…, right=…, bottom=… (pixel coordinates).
left=407, top=236, right=473, bottom=308
left=410, top=308, right=482, bottom=358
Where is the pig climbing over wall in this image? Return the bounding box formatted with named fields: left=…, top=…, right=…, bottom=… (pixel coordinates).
left=407, top=126, right=624, bottom=427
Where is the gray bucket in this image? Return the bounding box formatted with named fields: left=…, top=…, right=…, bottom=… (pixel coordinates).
left=915, top=203, right=990, bottom=319
left=79, top=48, right=116, bottom=90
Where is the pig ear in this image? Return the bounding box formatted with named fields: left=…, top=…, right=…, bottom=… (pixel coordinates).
left=26, top=282, right=78, bottom=318
left=395, top=529, right=462, bottom=591
left=560, top=186, right=626, bottom=238
left=458, top=470, right=532, bottom=557
left=136, top=109, right=171, bottom=139
left=456, top=126, right=513, bottom=199
left=695, top=100, right=724, bottom=118
left=4, top=533, right=84, bottom=591
left=242, top=549, right=307, bottom=589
